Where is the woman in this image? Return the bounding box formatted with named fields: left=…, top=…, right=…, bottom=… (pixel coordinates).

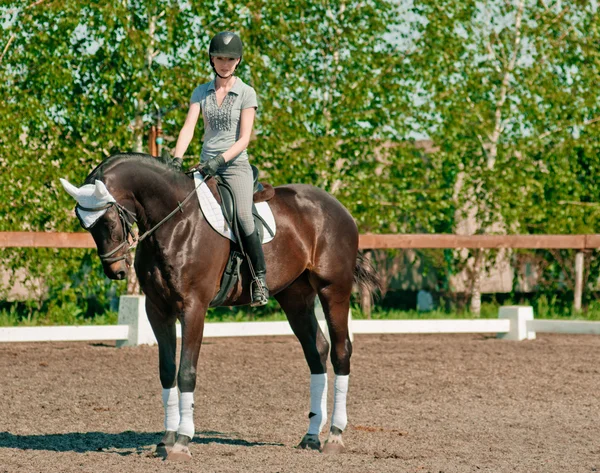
left=173, top=31, right=268, bottom=307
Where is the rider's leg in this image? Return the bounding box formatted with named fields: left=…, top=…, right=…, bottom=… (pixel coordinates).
left=219, top=160, right=269, bottom=306
left=241, top=226, right=269, bottom=306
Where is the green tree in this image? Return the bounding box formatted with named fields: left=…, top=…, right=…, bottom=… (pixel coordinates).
left=196, top=0, right=448, bottom=231
left=1, top=1, right=209, bottom=305
left=407, top=0, right=600, bottom=314
left=1, top=0, right=422, bottom=319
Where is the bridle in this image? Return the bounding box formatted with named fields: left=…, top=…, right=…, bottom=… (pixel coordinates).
left=76, top=201, right=138, bottom=264
left=77, top=173, right=208, bottom=265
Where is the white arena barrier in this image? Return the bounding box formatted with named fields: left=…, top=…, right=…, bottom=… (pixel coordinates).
left=116, top=295, right=156, bottom=347
left=497, top=306, right=536, bottom=341
left=0, top=299, right=599, bottom=345
left=0, top=325, right=130, bottom=343
left=528, top=319, right=600, bottom=335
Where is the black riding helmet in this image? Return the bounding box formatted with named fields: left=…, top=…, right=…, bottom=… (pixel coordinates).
left=209, top=31, right=243, bottom=58
left=209, top=32, right=243, bottom=78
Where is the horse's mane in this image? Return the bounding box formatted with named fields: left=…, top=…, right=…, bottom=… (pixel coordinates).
left=84, top=152, right=187, bottom=185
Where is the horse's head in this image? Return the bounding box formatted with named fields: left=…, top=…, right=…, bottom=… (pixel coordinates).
left=60, top=178, right=135, bottom=280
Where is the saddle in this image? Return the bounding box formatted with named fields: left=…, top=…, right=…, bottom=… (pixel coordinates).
left=208, top=165, right=276, bottom=244
left=206, top=165, right=275, bottom=307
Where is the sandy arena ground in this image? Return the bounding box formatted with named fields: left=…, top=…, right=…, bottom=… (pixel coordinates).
left=1, top=333, right=599, bottom=473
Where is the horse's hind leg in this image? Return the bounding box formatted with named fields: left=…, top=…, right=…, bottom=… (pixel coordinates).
left=313, top=277, right=353, bottom=455
left=274, top=272, right=330, bottom=451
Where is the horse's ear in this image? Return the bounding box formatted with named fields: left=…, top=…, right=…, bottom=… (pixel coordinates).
left=93, top=180, right=111, bottom=200
left=59, top=178, right=81, bottom=201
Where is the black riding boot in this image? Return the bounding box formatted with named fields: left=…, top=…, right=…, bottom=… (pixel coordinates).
left=242, top=228, right=269, bottom=307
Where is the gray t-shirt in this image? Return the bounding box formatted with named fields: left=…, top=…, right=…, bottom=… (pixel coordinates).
left=190, top=77, right=258, bottom=162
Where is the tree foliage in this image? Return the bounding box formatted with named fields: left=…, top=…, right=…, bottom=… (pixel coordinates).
left=1, top=0, right=600, bottom=317
left=0, top=0, right=419, bottom=316
left=403, top=0, right=600, bottom=312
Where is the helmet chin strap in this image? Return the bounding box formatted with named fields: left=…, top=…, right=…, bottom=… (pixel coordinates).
left=215, top=71, right=234, bottom=79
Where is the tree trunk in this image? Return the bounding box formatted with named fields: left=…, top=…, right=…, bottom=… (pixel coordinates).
left=574, top=251, right=584, bottom=313
left=469, top=250, right=483, bottom=316
left=464, top=0, right=525, bottom=315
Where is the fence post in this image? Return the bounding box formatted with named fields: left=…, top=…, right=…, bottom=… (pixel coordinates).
left=117, top=295, right=157, bottom=347
left=574, top=252, right=584, bottom=313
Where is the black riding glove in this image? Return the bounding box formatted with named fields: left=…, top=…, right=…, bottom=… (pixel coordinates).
left=199, top=153, right=226, bottom=177
left=170, top=157, right=183, bottom=171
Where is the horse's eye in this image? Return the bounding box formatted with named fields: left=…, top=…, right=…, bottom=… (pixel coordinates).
left=102, top=214, right=119, bottom=233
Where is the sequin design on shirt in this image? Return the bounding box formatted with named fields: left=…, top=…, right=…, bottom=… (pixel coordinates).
left=205, top=92, right=236, bottom=131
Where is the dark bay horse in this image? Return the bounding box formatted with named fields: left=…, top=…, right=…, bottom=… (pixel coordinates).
left=61, top=153, right=378, bottom=460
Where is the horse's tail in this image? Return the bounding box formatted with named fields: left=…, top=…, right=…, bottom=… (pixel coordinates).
left=354, top=251, right=381, bottom=298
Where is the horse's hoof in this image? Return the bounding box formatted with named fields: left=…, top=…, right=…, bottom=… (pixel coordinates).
left=155, top=430, right=177, bottom=458
left=166, top=443, right=192, bottom=461
left=297, top=434, right=321, bottom=451
left=322, top=433, right=345, bottom=454
left=154, top=443, right=171, bottom=458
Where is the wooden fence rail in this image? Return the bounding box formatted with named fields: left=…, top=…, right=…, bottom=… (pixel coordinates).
left=358, top=234, right=600, bottom=250
left=2, top=232, right=600, bottom=249
left=0, top=232, right=95, bottom=248
left=1, top=231, right=596, bottom=314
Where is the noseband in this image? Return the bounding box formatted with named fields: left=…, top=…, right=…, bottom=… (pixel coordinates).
left=76, top=201, right=138, bottom=264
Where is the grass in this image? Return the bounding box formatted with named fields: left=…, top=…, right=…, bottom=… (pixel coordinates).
left=205, top=309, right=287, bottom=323
left=3, top=298, right=600, bottom=326
left=0, top=306, right=119, bottom=327
left=352, top=308, right=600, bottom=321
left=352, top=300, right=600, bottom=321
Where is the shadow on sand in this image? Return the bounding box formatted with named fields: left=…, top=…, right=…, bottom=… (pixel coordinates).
left=0, top=430, right=284, bottom=455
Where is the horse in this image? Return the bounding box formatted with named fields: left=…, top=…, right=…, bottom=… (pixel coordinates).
left=60, top=153, right=378, bottom=460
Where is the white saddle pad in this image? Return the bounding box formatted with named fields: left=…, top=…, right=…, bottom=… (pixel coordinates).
left=194, top=172, right=276, bottom=244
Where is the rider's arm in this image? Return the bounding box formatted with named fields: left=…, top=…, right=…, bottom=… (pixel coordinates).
left=174, top=102, right=201, bottom=159
left=221, top=107, right=256, bottom=163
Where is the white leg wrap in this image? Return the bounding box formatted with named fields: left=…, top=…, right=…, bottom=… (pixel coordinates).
left=307, top=373, right=328, bottom=435
left=331, top=375, right=349, bottom=431
left=178, top=392, right=195, bottom=439
left=162, top=387, right=180, bottom=432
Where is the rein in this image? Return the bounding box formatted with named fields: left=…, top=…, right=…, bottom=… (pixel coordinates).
left=77, top=174, right=208, bottom=264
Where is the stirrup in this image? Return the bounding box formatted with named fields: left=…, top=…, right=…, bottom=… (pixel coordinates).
left=250, top=278, right=269, bottom=307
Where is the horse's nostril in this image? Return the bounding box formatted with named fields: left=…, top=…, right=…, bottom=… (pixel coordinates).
left=116, top=270, right=127, bottom=280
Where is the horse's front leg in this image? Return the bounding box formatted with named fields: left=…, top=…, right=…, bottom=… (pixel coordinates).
left=167, top=300, right=207, bottom=461
left=146, top=299, right=179, bottom=458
